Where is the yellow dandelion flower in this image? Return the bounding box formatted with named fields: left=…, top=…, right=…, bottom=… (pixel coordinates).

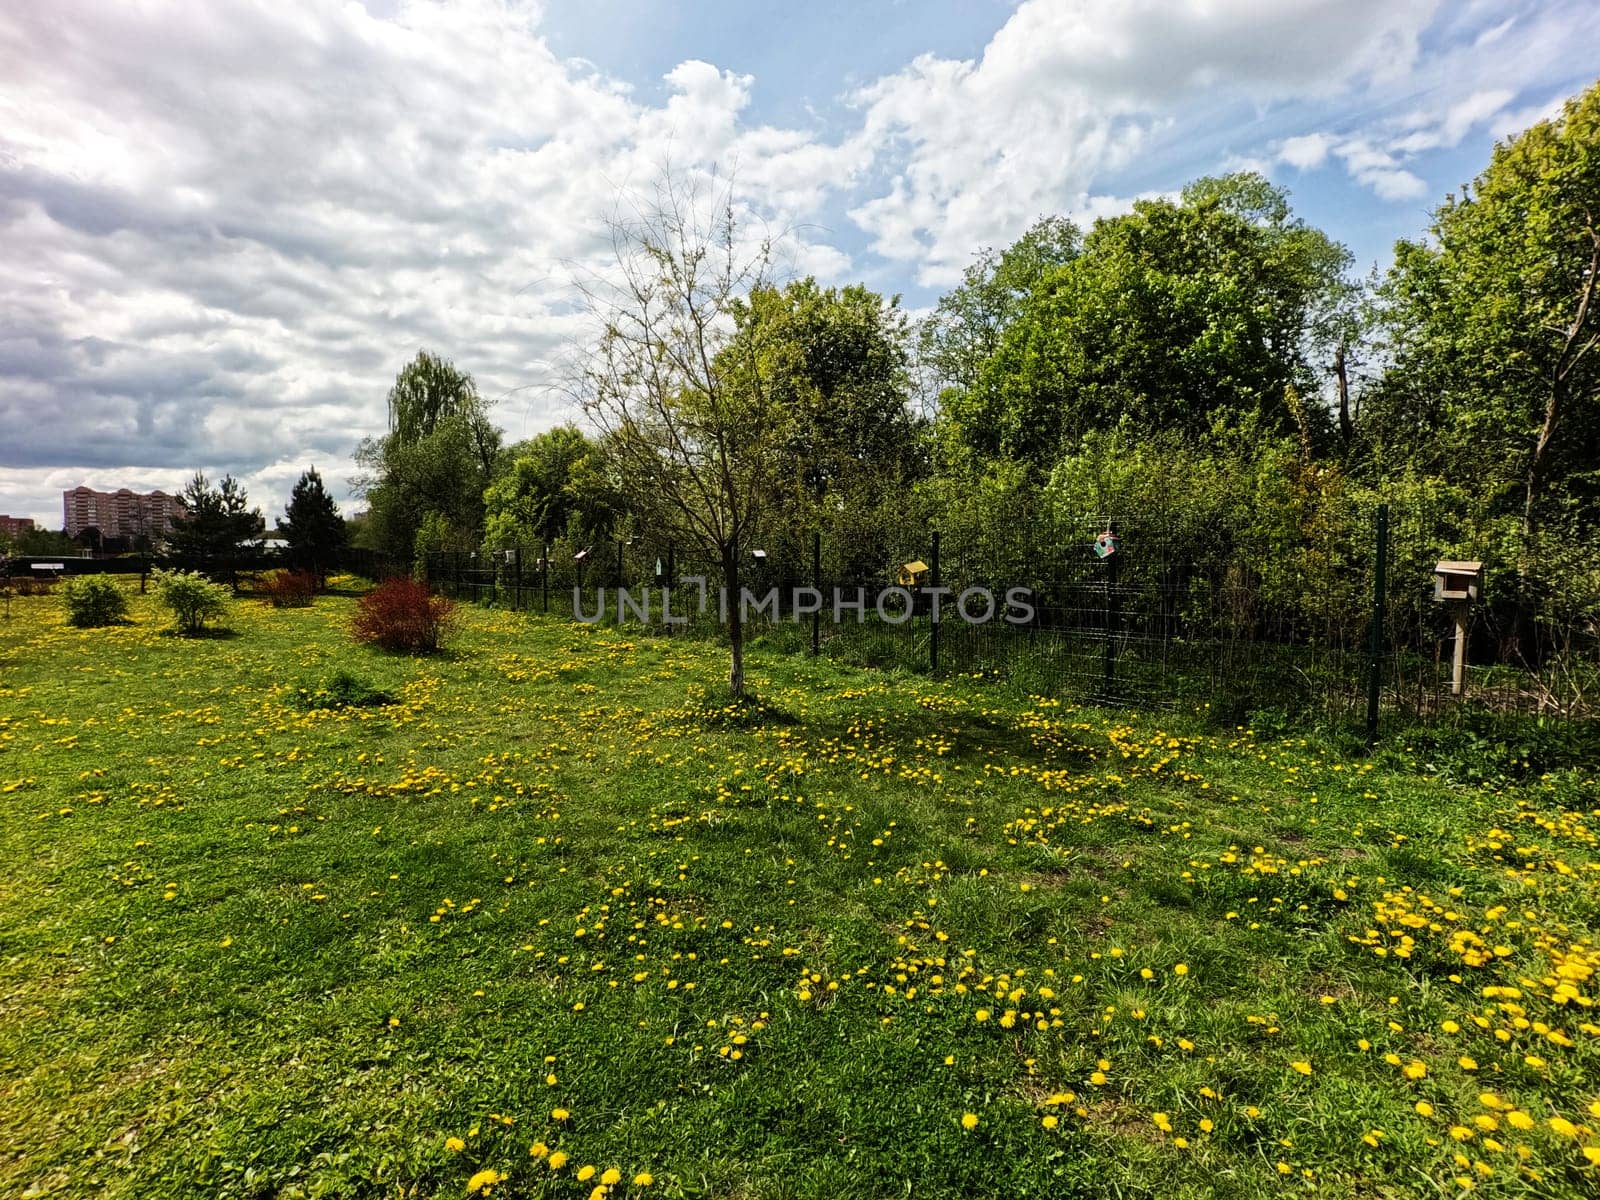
left=961, top=1113, right=979, bottom=1131
left=466, top=1169, right=504, bottom=1195
left=552, top=1108, right=570, bottom=1121
left=600, top=1168, right=621, bottom=1186
left=548, top=1151, right=569, bottom=1169
left=1174, top=963, right=1189, bottom=976
left=1290, top=1061, right=1313, bottom=1076
left=633, top=1173, right=655, bottom=1186
left=445, top=1137, right=466, bottom=1153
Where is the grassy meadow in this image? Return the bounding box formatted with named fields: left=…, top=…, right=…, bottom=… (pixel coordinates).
left=1, top=581, right=1598, bottom=1199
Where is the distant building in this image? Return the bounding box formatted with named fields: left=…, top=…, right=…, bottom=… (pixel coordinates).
left=62, top=487, right=186, bottom=540
left=0, top=515, right=36, bottom=540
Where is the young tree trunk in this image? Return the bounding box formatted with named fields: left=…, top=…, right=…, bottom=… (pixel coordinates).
left=723, top=543, right=744, bottom=698
left=1334, top=342, right=1353, bottom=444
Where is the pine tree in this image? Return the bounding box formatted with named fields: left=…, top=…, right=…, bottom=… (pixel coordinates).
left=167, top=472, right=264, bottom=586
left=277, top=467, right=347, bottom=585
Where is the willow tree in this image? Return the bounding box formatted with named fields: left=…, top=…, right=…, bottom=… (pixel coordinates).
left=386, top=350, right=481, bottom=445
left=577, top=174, right=790, bottom=698
left=354, top=351, right=501, bottom=562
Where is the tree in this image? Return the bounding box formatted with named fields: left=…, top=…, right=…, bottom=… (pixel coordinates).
left=166, top=472, right=263, bottom=584
left=354, top=351, right=502, bottom=562
left=386, top=350, right=483, bottom=446
left=1372, top=80, right=1600, bottom=549
left=577, top=173, right=793, bottom=698
left=277, top=467, right=347, bottom=585
left=943, top=175, right=1350, bottom=471
left=918, top=216, right=1081, bottom=405
left=484, top=425, right=619, bottom=554
left=722, top=278, right=925, bottom=575
left=11, top=526, right=77, bottom=557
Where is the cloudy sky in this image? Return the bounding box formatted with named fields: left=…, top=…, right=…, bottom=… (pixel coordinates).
left=2, top=0, right=1596, bottom=529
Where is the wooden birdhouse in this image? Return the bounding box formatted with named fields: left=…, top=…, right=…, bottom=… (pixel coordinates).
left=1432, top=560, right=1482, bottom=603
left=898, top=560, right=929, bottom=588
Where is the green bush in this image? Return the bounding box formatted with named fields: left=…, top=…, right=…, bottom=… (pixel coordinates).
left=152, top=568, right=231, bottom=635
left=294, top=668, right=393, bottom=710
left=1387, top=710, right=1600, bottom=783
left=61, top=576, right=130, bottom=627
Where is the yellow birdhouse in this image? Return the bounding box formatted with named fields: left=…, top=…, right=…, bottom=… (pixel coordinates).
left=898, top=560, right=930, bottom=588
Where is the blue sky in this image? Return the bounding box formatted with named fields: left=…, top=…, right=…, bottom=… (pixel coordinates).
left=2, top=0, right=1597, bottom=527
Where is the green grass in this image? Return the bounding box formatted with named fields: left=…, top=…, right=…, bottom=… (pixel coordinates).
left=2, top=580, right=1598, bottom=1199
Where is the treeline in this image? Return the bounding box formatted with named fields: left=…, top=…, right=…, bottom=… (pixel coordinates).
left=352, top=81, right=1600, bottom=694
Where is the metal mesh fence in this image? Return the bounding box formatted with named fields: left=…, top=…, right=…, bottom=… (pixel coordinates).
left=426, top=506, right=1599, bottom=726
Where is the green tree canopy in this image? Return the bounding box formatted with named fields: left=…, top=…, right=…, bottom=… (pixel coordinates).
left=1368, top=79, right=1600, bottom=545
left=483, top=425, right=619, bottom=552
left=943, top=174, right=1351, bottom=471
left=918, top=215, right=1081, bottom=401
left=719, top=277, right=925, bottom=577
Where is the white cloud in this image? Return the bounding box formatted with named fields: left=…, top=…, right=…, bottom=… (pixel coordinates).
left=0, top=0, right=857, bottom=524
left=844, top=0, right=1441, bottom=284
left=1266, top=2, right=1600, bottom=203
left=1279, top=133, right=1336, bottom=170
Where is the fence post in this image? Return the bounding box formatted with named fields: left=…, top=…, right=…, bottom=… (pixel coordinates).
left=811, top=530, right=821, bottom=657
left=930, top=529, right=941, bottom=675
left=1103, top=521, right=1121, bottom=699
left=542, top=542, right=550, bottom=614
left=666, top=540, right=676, bottom=635
left=1365, top=503, right=1389, bottom=745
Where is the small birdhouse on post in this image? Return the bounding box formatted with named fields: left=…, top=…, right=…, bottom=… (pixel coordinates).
left=1432, top=560, right=1482, bottom=697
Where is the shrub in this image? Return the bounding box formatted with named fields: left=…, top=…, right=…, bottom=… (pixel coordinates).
left=261, top=569, right=318, bottom=608
left=352, top=576, right=457, bottom=652
left=61, top=576, right=129, bottom=627
left=152, top=568, right=231, bottom=635
left=294, top=668, right=394, bottom=709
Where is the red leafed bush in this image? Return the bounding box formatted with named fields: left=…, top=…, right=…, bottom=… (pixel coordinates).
left=260, top=569, right=319, bottom=608
left=351, top=576, right=457, bottom=652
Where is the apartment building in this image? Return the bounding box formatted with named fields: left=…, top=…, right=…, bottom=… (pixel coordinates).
left=62, top=487, right=186, bottom=540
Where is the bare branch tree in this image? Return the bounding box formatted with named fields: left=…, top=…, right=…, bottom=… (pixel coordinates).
left=571, top=169, right=791, bottom=698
